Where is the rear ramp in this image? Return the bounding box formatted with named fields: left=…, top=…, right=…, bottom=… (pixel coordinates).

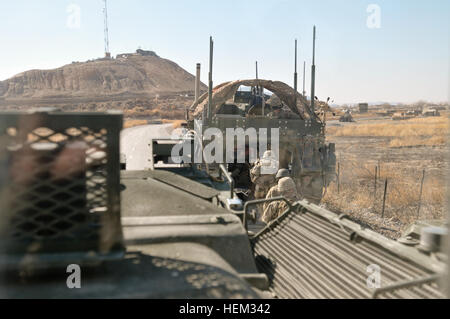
left=251, top=201, right=445, bottom=299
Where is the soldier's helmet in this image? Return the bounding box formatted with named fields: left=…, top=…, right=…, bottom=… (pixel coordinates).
left=278, top=177, right=299, bottom=203
left=277, top=177, right=297, bottom=193
left=276, top=169, right=290, bottom=180
left=267, top=94, right=282, bottom=108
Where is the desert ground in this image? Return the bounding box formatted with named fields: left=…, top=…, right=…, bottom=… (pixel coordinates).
left=323, top=113, right=448, bottom=239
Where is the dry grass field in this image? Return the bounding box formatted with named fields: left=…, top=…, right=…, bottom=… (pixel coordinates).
left=123, top=118, right=185, bottom=129
left=123, top=119, right=149, bottom=129
left=124, top=107, right=185, bottom=119
left=123, top=101, right=188, bottom=129
left=161, top=119, right=185, bottom=129
left=327, top=116, right=448, bottom=147
left=323, top=115, right=448, bottom=239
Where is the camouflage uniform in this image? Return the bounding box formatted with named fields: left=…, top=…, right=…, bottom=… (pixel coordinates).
left=267, top=107, right=300, bottom=119
left=250, top=151, right=278, bottom=199
left=262, top=177, right=300, bottom=224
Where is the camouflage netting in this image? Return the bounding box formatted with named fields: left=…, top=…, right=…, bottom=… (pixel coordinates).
left=190, top=79, right=321, bottom=120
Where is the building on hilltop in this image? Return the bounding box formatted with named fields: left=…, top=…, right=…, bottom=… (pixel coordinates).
left=117, top=49, right=159, bottom=59
left=136, top=49, right=158, bottom=57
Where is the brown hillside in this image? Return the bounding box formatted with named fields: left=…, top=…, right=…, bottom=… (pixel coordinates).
left=0, top=52, right=206, bottom=99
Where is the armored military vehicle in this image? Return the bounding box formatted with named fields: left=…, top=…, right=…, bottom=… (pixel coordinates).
left=339, top=110, right=354, bottom=122
left=183, top=34, right=335, bottom=204
left=0, top=108, right=447, bottom=299
left=187, top=79, right=336, bottom=204
left=0, top=109, right=264, bottom=298
left=0, top=33, right=447, bottom=299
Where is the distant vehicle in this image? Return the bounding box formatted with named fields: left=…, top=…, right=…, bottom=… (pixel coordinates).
left=339, top=110, right=354, bottom=122
left=376, top=110, right=396, bottom=117
left=422, top=108, right=440, bottom=117
left=406, top=110, right=421, bottom=117
left=392, top=112, right=413, bottom=120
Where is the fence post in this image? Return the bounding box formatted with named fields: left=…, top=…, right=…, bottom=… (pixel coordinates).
left=374, top=166, right=378, bottom=198
left=381, top=179, right=388, bottom=218
left=417, top=169, right=426, bottom=219
left=378, top=160, right=381, bottom=179
left=337, top=162, right=340, bottom=194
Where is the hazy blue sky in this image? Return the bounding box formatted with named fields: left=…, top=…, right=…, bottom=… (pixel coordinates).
left=0, top=0, right=448, bottom=104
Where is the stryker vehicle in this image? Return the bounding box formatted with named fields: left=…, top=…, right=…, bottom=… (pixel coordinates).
left=187, top=79, right=336, bottom=204
left=0, top=108, right=447, bottom=299
left=183, top=34, right=336, bottom=204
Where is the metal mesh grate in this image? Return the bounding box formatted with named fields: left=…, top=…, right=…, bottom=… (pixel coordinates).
left=252, top=208, right=444, bottom=299
left=0, top=110, right=123, bottom=258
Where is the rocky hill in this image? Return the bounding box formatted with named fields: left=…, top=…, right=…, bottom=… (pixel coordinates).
left=0, top=50, right=206, bottom=100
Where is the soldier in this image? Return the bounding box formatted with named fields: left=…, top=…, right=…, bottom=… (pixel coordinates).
left=262, top=172, right=300, bottom=224
left=229, top=147, right=252, bottom=189
left=261, top=169, right=289, bottom=210
left=249, top=151, right=278, bottom=218
left=266, top=105, right=282, bottom=118
left=274, top=168, right=290, bottom=182
left=250, top=151, right=278, bottom=200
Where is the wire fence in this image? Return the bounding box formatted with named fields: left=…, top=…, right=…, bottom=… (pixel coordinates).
left=324, top=158, right=445, bottom=228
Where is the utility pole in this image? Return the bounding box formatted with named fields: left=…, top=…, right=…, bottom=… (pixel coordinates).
left=310, top=26, right=316, bottom=113
left=103, top=0, right=111, bottom=58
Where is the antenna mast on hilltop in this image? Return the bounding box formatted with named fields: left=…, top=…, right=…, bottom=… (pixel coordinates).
left=103, top=0, right=111, bottom=58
